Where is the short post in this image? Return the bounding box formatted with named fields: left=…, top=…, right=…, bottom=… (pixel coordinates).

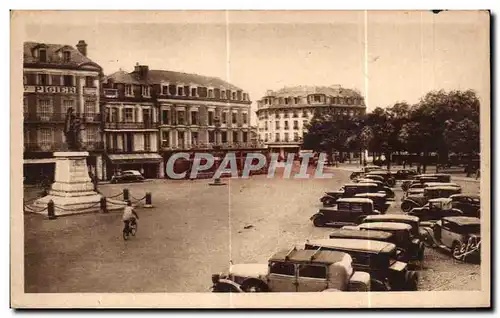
left=123, top=188, right=129, bottom=201
left=144, top=192, right=153, bottom=208
left=47, top=199, right=56, bottom=220
left=100, top=196, right=108, bottom=213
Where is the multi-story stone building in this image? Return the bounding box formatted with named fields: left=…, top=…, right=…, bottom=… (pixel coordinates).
left=101, top=64, right=259, bottom=179
left=256, top=85, right=367, bottom=157
left=23, top=40, right=104, bottom=183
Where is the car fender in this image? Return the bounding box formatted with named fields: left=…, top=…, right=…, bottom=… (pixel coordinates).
left=240, top=277, right=270, bottom=292
left=310, top=212, right=325, bottom=221
left=211, top=279, right=244, bottom=293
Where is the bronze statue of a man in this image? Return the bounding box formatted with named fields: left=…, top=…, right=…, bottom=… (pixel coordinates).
left=64, top=107, right=83, bottom=151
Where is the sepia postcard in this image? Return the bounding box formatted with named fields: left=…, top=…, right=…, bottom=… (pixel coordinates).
left=10, top=10, right=490, bottom=308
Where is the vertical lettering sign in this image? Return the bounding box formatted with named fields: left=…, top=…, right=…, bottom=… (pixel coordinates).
left=24, top=86, right=77, bottom=94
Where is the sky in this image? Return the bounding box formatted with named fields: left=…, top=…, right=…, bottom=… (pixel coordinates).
left=20, top=10, right=489, bottom=122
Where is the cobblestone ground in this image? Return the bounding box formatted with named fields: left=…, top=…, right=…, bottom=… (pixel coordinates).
left=24, top=165, right=481, bottom=293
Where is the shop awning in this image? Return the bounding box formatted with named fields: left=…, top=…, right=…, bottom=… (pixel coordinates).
left=107, top=153, right=163, bottom=165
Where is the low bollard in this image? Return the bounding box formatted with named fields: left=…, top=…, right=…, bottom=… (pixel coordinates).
left=100, top=196, right=108, bottom=213
left=47, top=199, right=56, bottom=220
left=144, top=192, right=153, bottom=208
left=123, top=188, right=129, bottom=201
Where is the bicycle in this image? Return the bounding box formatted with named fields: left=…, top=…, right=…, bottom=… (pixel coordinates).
left=123, top=219, right=138, bottom=240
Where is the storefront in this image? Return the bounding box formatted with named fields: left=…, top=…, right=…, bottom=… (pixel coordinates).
left=105, top=153, right=163, bottom=180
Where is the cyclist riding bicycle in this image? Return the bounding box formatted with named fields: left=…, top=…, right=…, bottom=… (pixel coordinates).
left=122, top=200, right=139, bottom=230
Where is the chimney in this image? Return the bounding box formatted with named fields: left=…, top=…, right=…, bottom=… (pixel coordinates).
left=133, top=63, right=149, bottom=80
left=76, top=40, right=87, bottom=56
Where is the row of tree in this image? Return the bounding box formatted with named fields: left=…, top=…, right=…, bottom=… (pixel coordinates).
left=302, top=89, right=481, bottom=175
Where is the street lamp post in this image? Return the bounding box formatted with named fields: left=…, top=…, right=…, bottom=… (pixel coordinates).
left=209, top=116, right=225, bottom=186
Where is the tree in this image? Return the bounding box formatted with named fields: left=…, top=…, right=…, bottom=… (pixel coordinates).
left=444, top=118, right=480, bottom=176
left=303, top=109, right=362, bottom=163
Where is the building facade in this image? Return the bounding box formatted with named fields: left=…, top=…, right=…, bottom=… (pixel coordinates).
left=256, top=85, right=367, bottom=157
left=101, top=64, right=264, bottom=179
left=23, top=40, right=104, bottom=184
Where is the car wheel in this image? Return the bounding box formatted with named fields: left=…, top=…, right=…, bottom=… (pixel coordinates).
left=401, top=201, right=415, bottom=213
left=405, top=271, right=419, bottom=291
left=387, top=178, right=396, bottom=187
left=312, top=215, right=325, bottom=227
left=111, top=179, right=117, bottom=184
left=241, top=279, right=269, bottom=293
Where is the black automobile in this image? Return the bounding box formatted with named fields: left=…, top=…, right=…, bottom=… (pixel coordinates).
left=110, top=170, right=145, bottom=184
left=449, top=194, right=481, bottom=218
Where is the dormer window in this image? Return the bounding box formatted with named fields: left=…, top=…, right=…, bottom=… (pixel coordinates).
left=178, top=87, right=184, bottom=96
left=191, top=87, right=197, bottom=97
left=125, top=84, right=133, bottom=97
left=243, top=93, right=247, bottom=101
left=63, top=51, right=71, bottom=62
left=162, top=85, right=169, bottom=95
left=39, top=49, right=47, bottom=62
left=232, top=92, right=236, bottom=100
left=294, top=97, right=299, bottom=104
left=284, top=98, right=290, bottom=104
left=208, top=89, right=214, bottom=98
left=221, top=91, right=226, bottom=99
left=142, top=85, right=151, bottom=97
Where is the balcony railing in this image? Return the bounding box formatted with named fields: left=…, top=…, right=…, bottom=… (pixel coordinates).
left=102, top=88, right=118, bottom=98
left=24, top=112, right=101, bottom=123
left=160, top=141, right=266, bottom=151
left=104, top=121, right=159, bottom=130
left=83, top=87, right=98, bottom=95
left=24, top=141, right=104, bottom=152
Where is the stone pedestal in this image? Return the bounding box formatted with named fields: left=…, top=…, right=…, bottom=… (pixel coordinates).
left=33, top=152, right=126, bottom=216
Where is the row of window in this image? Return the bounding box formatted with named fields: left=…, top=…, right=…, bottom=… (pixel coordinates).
left=160, top=109, right=248, bottom=126
left=24, top=127, right=99, bottom=144
left=261, top=94, right=363, bottom=106
left=260, top=132, right=301, bottom=143
left=34, top=48, right=71, bottom=63
left=120, top=84, right=249, bottom=101
left=23, top=97, right=96, bottom=114
left=160, top=130, right=249, bottom=146
left=24, top=73, right=96, bottom=87
left=105, top=107, right=155, bottom=123
left=106, top=132, right=154, bottom=152
left=262, top=120, right=304, bottom=131
left=259, top=110, right=311, bottom=120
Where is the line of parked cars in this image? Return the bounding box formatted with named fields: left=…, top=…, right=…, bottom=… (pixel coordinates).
left=210, top=167, right=481, bottom=293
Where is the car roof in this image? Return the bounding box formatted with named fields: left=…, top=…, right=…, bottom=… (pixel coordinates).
left=344, top=183, right=377, bottom=187
left=442, top=216, right=480, bottom=225
left=426, top=186, right=461, bottom=190
left=306, top=238, right=396, bottom=254
left=358, top=222, right=412, bottom=231
left=355, top=193, right=386, bottom=198
left=419, top=173, right=451, bottom=177
left=269, top=248, right=350, bottom=265
left=424, top=182, right=460, bottom=187
left=329, top=229, right=394, bottom=240
left=358, top=178, right=382, bottom=183
left=363, top=214, right=419, bottom=223
left=428, top=198, right=452, bottom=203
left=122, top=170, right=141, bottom=174
left=450, top=194, right=480, bottom=200
left=337, top=198, right=374, bottom=204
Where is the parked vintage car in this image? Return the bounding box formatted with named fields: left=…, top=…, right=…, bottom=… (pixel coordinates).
left=401, top=185, right=462, bottom=212
left=354, top=193, right=390, bottom=213
left=210, top=247, right=371, bottom=292
left=408, top=198, right=464, bottom=221
left=403, top=182, right=460, bottom=199
left=305, top=238, right=419, bottom=291
left=349, top=165, right=383, bottom=180
left=110, top=170, right=145, bottom=184
left=362, top=170, right=397, bottom=187
left=394, top=169, right=418, bottom=181
left=356, top=179, right=395, bottom=199
left=401, top=174, right=451, bottom=191
left=362, top=174, right=385, bottom=183
left=450, top=194, right=481, bottom=218
left=419, top=216, right=480, bottom=262
left=311, top=198, right=381, bottom=227
left=321, top=183, right=384, bottom=207
left=359, top=214, right=421, bottom=239
left=354, top=222, right=425, bottom=267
